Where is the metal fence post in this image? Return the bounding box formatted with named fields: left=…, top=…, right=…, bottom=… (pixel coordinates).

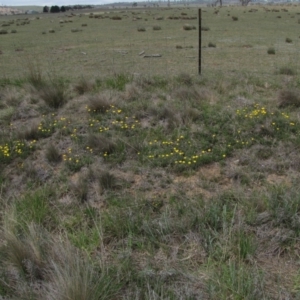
left=198, top=8, right=202, bottom=75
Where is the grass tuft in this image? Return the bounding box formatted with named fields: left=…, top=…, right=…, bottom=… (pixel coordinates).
left=99, top=171, right=118, bottom=190
left=267, top=47, right=275, bottom=54
left=183, top=24, right=195, bottom=30
left=86, top=134, right=116, bottom=154
left=153, top=25, right=161, bottom=30
left=45, top=144, right=62, bottom=163
left=278, top=66, right=296, bottom=76
left=39, top=80, right=69, bottom=109
left=278, top=89, right=300, bottom=108
left=285, top=37, right=293, bottom=43
left=74, top=77, right=94, bottom=95
left=88, top=94, right=111, bottom=113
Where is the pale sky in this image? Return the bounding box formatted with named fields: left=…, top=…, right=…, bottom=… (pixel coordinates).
left=2, top=0, right=134, bottom=6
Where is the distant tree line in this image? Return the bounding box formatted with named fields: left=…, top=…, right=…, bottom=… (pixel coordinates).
left=43, top=5, right=94, bottom=13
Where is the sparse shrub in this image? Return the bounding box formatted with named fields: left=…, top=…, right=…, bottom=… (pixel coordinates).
left=82, top=23, right=87, bottom=26
left=0, top=29, right=8, bottom=34
left=46, top=144, right=61, bottom=163
left=74, top=77, right=94, bottom=95
left=208, top=42, right=216, bottom=48
left=48, top=29, right=55, bottom=33
left=39, top=80, right=69, bottom=109
left=278, top=89, right=300, bottom=108
left=285, top=37, right=293, bottom=43
left=232, top=16, right=238, bottom=21
left=176, top=45, right=183, bottom=49
left=88, top=95, right=111, bottom=113
left=42, top=31, right=47, bottom=34
left=183, top=24, right=195, bottom=30
left=267, top=47, right=275, bottom=54
left=153, top=25, right=161, bottom=30
left=137, top=26, right=146, bottom=32
left=278, top=66, right=296, bottom=76
left=11, top=29, right=17, bottom=33
left=71, top=28, right=82, bottom=32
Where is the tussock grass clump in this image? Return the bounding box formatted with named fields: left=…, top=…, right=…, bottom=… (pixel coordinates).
left=123, top=82, right=140, bottom=101
left=11, top=29, right=17, bottom=33
left=278, top=66, right=296, bottom=75
left=176, top=72, right=193, bottom=86
left=88, top=94, right=111, bottom=113
left=2, top=222, right=50, bottom=283
left=81, top=23, right=87, bottom=26
left=26, top=61, right=44, bottom=89
left=285, top=37, right=293, bottom=43
left=19, top=124, right=40, bottom=140
left=176, top=45, right=183, bottom=49
left=86, top=134, right=116, bottom=154
left=71, top=28, right=82, bottom=32
left=181, top=107, right=200, bottom=124
left=278, top=89, right=300, bottom=108
left=111, top=15, right=122, bottom=20
left=153, top=25, right=161, bottom=30
left=267, top=47, right=275, bottom=54
left=0, top=29, right=8, bottom=34
left=208, top=42, right=216, bottom=48
left=137, top=26, right=146, bottom=32
left=1, top=219, right=121, bottom=299
left=74, top=77, right=94, bottom=95
left=48, top=29, right=55, bottom=33
left=39, top=81, right=69, bottom=109
left=173, top=86, right=199, bottom=102
left=45, top=144, right=62, bottom=163
left=232, top=16, right=239, bottom=21
left=201, top=26, right=210, bottom=31
left=99, top=171, right=118, bottom=190
left=70, top=174, right=89, bottom=202
left=183, top=24, right=196, bottom=30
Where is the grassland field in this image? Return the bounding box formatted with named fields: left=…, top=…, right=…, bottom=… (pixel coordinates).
left=1, top=3, right=300, bottom=299
left=1, top=4, right=300, bottom=77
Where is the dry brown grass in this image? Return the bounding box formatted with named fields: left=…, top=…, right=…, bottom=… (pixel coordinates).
left=88, top=94, right=111, bottom=113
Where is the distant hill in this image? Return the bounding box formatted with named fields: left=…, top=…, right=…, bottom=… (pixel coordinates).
left=11, top=5, right=43, bottom=12
left=0, top=5, right=43, bottom=15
